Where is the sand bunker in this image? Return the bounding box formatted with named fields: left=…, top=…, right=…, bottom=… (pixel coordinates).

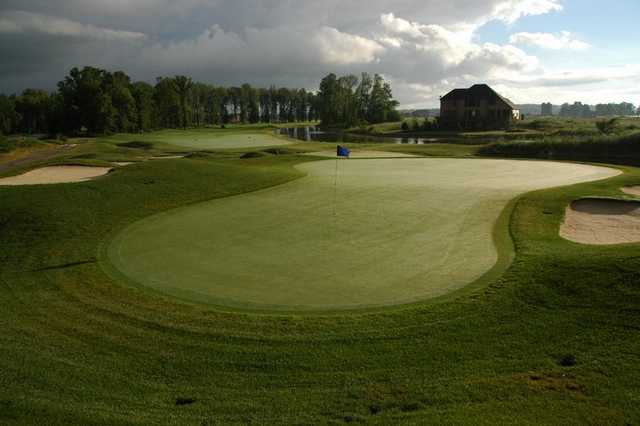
left=0, top=165, right=112, bottom=186
left=560, top=198, right=640, bottom=245
left=304, top=150, right=417, bottom=159
left=622, top=186, right=640, bottom=197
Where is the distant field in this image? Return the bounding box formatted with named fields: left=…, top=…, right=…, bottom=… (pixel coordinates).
left=353, top=116, right=640, bottom=140
left=106, top=158, right=618, bottom=311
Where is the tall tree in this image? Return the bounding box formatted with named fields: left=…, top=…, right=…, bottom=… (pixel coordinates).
left=0, top=95, right=21, bottom=135
left=105, top=71, right=137, bottom=132
left=131, top=82, right=156, bottom=131
left=15, top=89, right=52, bottom=134
left=173, top=76, right=193, bottom=129
left=57, top=66, right=115, bottom=134
left=154, top=77, right=181, bottom=128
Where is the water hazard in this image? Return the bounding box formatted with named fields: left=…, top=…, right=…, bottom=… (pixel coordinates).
left=277, top=127, right=442, bottom=145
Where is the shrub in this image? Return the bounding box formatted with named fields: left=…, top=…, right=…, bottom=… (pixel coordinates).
left=595, top=118, right=619, bottom=134
left=118, top=141, right=154, bottom=150
left=478, top=132, right=640, bottom=166
left=240, top=151, right=270, bottom=159
left=175, top=397, right=196, bottom=406
left=559, top=354, right=577, bottom=367
left=401, top=121, right=410, bottom=132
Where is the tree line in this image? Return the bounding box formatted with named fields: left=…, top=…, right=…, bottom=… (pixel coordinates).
left=317, top=73, right=400, bottom=127
left=558, top=101, right=638, bottom=118
left=0, top=67, right=320, bottom=136
left=0, top=68, right=401, bottom=136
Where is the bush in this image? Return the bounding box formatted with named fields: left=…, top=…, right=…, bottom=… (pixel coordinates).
left=517, top=119, right=558, bottom=131
left=478, top=132, right=640, bottom=166
left=401, top=121, right=410, bottom=132
left=118, top=141, right=154, bottom=150
left=596, top=118, right=619, bottom=134
left=240, top=151, right=270, bottom=159
left=263, top=147, right=300, bottom=155
left=559, top=354, right=577, bottom=367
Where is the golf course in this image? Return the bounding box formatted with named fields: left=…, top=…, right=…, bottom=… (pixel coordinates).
left=1, top=125, right=640, bottom=424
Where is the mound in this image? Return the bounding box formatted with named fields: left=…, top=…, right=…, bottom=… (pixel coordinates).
left=240, top=151, right=271, bottom=159
left=622, top=186, right=640, bottom=197
left=560, top=198, right=640, bottom=245
left=0, top=165, right=112, bottom=186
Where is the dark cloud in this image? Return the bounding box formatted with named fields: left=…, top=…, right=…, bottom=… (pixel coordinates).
left=0, top=0, right=576, bottom=106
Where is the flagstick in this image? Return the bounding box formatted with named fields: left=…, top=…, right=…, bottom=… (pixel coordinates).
left=333, top=157, right=339, bottom=216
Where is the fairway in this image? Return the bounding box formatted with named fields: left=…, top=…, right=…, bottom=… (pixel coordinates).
left=113, top=129, right=290, bottom=149
left=106, top=158, right=618, bottom=311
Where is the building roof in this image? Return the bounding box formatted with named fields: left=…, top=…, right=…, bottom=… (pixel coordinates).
left=441, top=84, right=517, bottom=109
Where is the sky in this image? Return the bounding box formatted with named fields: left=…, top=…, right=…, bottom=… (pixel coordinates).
left=0, top=0, right=638, bottom=108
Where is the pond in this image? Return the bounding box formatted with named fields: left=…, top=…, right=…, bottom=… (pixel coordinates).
left=277, top=127, right=443, bottom=145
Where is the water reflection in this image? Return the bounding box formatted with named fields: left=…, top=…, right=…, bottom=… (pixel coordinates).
left=277, top=127, right=442, bottom=145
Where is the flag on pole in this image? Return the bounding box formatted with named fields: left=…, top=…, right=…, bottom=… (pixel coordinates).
left=337, top=145, right=350, bottom=158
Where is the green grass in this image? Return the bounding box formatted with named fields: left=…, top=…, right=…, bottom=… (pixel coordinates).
left=1, top=128, right=640, bottom=424
left=479, top=132, right=640, bottom=166
left=350, top=117, right=640, bottom=142
left=0, top=134, right=45, bottom=153
left=105, top=158, right=617, bottom=311
left=106, top=128, right=290, bottom=150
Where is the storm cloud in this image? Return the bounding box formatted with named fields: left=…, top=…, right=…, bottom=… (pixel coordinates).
left=2, top=0, right=635, bottom=106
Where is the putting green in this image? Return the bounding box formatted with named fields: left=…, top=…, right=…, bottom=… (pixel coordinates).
left=117, top=130, right=289, bottom=149
left=106, top=159, right=618, bottom=311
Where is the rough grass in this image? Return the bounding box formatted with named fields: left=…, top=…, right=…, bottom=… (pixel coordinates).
left=1, top=129, right=640, bottom=424
left=478, top=132, right=640, bottom=166
left=117, top=140, right=154, bottom=150
left=349, top=117, right=640, bottom=144
left=0, top=135, right=42, bottom=153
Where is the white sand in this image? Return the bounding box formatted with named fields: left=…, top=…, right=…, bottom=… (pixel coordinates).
left=113, top=162, right=134, bottom=166
left=0, top=166, right=112, bottom=186
left=622, top=186, right=640, bottom=197
left=304, top=150, right=417, bottom=159
left=560, top=198, right=640, bottom=245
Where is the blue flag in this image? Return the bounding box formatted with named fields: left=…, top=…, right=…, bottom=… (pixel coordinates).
left=337, top=145, right=350, bottom=158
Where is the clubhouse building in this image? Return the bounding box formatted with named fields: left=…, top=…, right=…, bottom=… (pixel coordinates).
left=440, top=84, right=520, bottom=130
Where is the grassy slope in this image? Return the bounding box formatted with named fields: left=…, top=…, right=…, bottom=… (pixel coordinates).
left=0, top=130, right=639, bottom=423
